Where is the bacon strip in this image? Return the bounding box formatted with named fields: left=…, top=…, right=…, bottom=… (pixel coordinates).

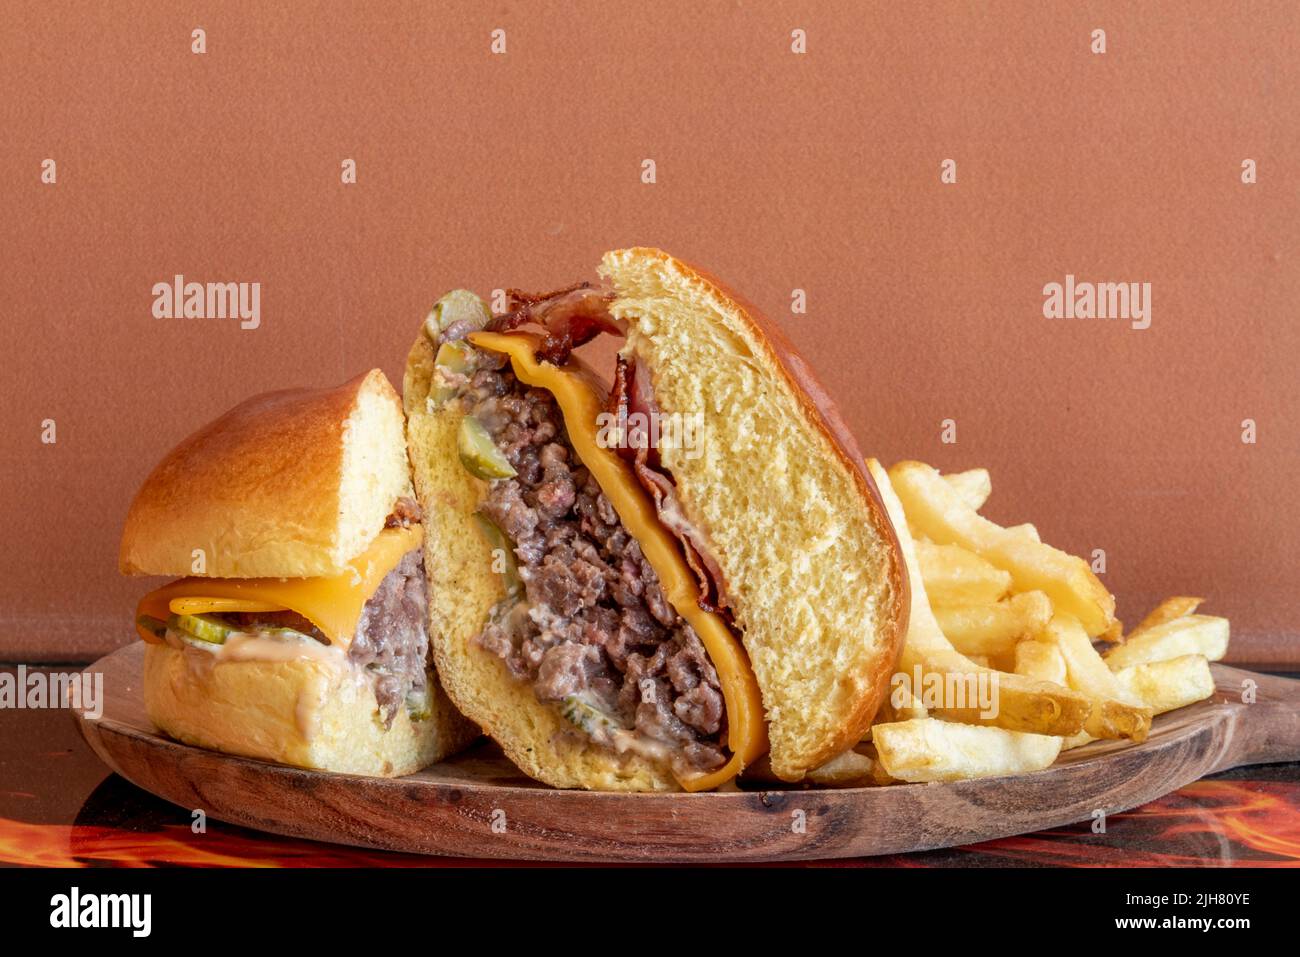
left=487, top=283, right=624, bottom=364
left=607, top=358, right=734, bottom=618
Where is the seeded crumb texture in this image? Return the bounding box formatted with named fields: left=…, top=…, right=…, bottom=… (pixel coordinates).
left=403, top=333, right=679, bottom=790
left=600, top=248, right=907, bottom=780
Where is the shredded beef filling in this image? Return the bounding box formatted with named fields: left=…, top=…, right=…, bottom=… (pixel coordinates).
left=215, top=547, right=430, bottom=728
left=456, top=349, right=728, bottom=776
left=350, top=548, right=431, bottom=726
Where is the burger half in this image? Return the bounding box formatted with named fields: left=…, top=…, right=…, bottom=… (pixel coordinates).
left=122, top=369, right=477, bottom=776
left=404, top=248, right=909, bottom=791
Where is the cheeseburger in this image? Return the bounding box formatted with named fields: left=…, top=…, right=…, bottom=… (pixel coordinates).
left=122, top=369, right=477, bottom=776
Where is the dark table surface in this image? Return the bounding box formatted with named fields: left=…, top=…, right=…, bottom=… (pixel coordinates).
left=3, top=664, right=1298, bottom=867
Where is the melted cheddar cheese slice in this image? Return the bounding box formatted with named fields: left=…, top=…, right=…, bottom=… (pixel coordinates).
left=134, top=524, right=423, bottom=650
left=469, top=331, right=768, bottom=791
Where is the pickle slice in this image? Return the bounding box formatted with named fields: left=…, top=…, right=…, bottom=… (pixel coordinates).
left=473, top=512, right=522, bottom=597
left=560, top=694, right=622, bottom=738
left=431, top=340, right=476, bottom=406
left=405, top=686, right=433, bottom=722
left=424, top=289, right=490, bottom=340
left=457, top=416, right=516, bottom=480
left=136, top=614, right=168, bottom=641
left=167, top=612, right=234, bottom=645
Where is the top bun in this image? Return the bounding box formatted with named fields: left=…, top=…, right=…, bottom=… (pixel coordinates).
left=600, top=248, right=910, bottom=780
left=120, top=369, right=413, bottom=579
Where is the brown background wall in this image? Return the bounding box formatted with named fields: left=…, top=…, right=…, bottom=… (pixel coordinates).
left=1, top=1, right=1296, bottom=665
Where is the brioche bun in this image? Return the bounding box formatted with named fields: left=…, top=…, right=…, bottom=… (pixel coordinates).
left=121, top=369, right=413, bottom=580
left=601, top=248, right=908, bottom=780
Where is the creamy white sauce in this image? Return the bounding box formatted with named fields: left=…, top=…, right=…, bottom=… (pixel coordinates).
left=217, top=633, right=347, bottom=666
left=610, top=729, right=673, bottom=763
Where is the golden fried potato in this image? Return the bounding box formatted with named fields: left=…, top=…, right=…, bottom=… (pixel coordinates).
left=933, top=591, right=1054, bottom=657
left=1103, top=615, right=1229, bottom=670
left=888, top=461, right=1115, bottom=636
left=1113, top=654, right=1216, bottom=714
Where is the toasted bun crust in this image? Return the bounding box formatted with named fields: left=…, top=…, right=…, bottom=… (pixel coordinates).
left=143, top=643, right=479, bottom=776
left=600, top=248, right=908, bottom=780
left=121, top=370, right=413, bottom=579
left=404, top=335, right=677, bottom=790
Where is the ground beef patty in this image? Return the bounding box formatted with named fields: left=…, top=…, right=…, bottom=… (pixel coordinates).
left=350, top=548, right=431, bottom=726
left=223, top=548, right=430, bottom=728
left=460, top=351, right=728, bottom=776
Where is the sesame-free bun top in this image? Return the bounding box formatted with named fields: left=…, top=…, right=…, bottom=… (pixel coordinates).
left=120, top=369, right=414, bottom=579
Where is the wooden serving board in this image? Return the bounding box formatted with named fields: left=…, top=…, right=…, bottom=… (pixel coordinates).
left=72, top=643, right=1300, bottom=863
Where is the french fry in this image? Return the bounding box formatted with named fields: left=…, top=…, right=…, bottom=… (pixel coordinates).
left=1103, top=615, right=1229, bottom=670
left=986, top=651, right=1018, bottom=673
left=943, top=468, right=992, bottom=512
left=1112, top=654, right=1215, bottom=714
left=1014, top=638, right=1068, bottom=685
left=804, top=748, right=885, bottom=787
left=888, top=461, right=1116, bottom=635
left=872, top=718, right=1063, bottom=783
left=870, top=681, right=928, bottom=728
left=1042, top=614, right=1152, bottom=741
left=1098, top=619, right=1124, bottom=645
left=1013, top=639, right=1098, bottom=748
left=1128, top=596, right=1205, bottom=640
left=1006, top=523, right=1040, bottom=542
left=933, top=591, right=1054, bottom=657
left=873, top=460, right=1229, bottom=778
left=917, top=540, right=1013, bottom=605
left=858, top=743, right=898, bottom=785
left=1060, top=730, right=1095, bottom=751
left=868, top=459, right=1091, bottom=737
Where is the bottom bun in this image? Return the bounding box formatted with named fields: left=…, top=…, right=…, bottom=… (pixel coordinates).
left=143, top=642, right=479, bottom=777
